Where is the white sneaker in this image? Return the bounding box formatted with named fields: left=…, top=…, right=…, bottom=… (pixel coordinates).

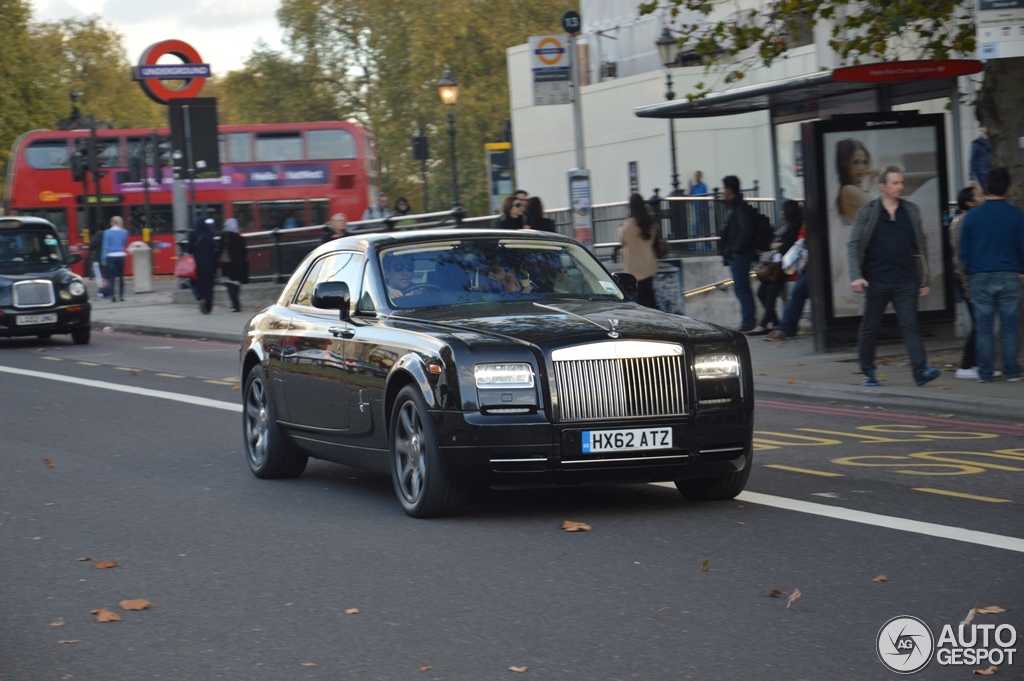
left=955, top=368, right=978, bottom=379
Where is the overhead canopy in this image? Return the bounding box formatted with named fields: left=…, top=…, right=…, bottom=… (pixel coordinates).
left=634, top=60, right=984, bottom=120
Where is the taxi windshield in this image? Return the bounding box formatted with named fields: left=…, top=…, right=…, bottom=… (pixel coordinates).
left=0, top=229, right=65, bottom=273
left=379, top=237, right=626, bottom=309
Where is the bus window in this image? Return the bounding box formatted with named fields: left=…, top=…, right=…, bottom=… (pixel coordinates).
left=228, top=133, right=251, bottom=163
left=14, top=208, right=69, bottom=241
left=95, top=139, right=121, bottom=167
left=232, top=202, right=254, bottom=231
left=126, top=137, right=156, bottom=166
left=129, top=205, right=174, bottom=235
left=25, top=140, right=70, bottom=170
left=256, top=133, right=301, bottom=162
left=307, top=129, right=357, bottom=160
left=259, top=201, right=305, bottom=230
left=310, top=199, right=329, bottom=227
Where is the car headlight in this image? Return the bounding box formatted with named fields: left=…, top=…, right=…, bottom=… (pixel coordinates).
left=474, top=363, right=534, bottom=389
left=695, top=354, right=740, bottom=379
left=68, top=281, right=86, bottom=297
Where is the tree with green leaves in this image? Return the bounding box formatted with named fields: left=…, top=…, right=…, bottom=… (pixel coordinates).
left=641, top=0, right=1023, bottom=199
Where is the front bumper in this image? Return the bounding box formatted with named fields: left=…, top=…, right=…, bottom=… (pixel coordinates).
left=0, top=303, right=92, bottom=337
left=433, top=409, right=753, bottom=487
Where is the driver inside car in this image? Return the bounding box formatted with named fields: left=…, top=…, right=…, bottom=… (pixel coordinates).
left=383, top=253, right=416, bottom=299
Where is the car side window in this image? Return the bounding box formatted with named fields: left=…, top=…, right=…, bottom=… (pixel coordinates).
left=357, top=266, right=379, bottom=313
left=293, top=257, right=327, bottom=307
left=317, top=251, right=365, bottom=313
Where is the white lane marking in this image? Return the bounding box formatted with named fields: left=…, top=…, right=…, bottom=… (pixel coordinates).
left=143, top=346, right=175, bottom=350
left=0, top=364, right=241, bottom=413
left=667, top=484, right=1024, bottom=554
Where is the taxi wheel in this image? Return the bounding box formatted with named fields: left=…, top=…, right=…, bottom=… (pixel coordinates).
left=71, top=328, right=90, bottom=345
left=243, top=365, right=307, bottom=479
left=675, top=452, right=752, bottom=501
left=389, top=385, right=464, bottom=518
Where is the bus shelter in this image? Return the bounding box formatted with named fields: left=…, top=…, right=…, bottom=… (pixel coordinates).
left=635, top=60, right=983, bottom=352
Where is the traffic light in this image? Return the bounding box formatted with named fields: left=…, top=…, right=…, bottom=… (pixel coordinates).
left=70, top=139, right=89, bottom=183
left=411, top=136, right=428, bottom=161
left=154, top=134, right=172, bottom=182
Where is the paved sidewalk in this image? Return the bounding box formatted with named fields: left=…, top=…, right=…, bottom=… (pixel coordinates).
left=84, top=277, right=1024, bottom=421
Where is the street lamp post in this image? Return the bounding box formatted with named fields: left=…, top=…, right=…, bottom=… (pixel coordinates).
left=656, top=28, right=681, bottom=196
left=438, top=65, right=462, bottom=222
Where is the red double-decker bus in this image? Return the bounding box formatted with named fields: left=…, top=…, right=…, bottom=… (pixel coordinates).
left=3, top=121, right=379, bottom=275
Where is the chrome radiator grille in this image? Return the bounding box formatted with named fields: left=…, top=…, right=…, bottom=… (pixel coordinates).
left=13, top=280, right=55, bottom=308
left=552, top=342, right=686, bottom=421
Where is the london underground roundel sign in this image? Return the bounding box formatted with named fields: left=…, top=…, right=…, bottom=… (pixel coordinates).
left=132, top=40, right=211, bottom=104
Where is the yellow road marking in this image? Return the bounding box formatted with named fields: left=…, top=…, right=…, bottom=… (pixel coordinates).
left=764, top=464, right=844, bottom=477
left=221, top=377, right=237, bottom=382
left=114, top=367, right=139, bottom=372
left=156, top=373, right=184, bottom=378
left=76, top=361, right=100, bottom=366
left=40, top=356, right=63, bottom=361
left=913, top=488, right=1011, bottom=503
left=204, top=380, right=234, bottom=386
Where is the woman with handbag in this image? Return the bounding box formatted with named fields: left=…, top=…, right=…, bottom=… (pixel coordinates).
left=749, top=201, right=802, bottom=335
left=187, top=217, right=217, bottom=314
left=618, top=193, right=662, bottom=308
left=218, top=218, right=249, bottom=312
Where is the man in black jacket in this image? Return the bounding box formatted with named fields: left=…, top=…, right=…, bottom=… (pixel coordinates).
left=719, top=175, right=756, bottom=331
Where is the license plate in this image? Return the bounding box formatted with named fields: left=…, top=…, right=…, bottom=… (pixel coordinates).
left=16, top=313, right=57, bottom=326
left=582, top=427, right=672, bottom=453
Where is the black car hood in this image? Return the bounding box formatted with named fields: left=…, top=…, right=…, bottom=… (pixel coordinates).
left=0, top=267, right=66, bottom=284
left=392, top=300, right=729, bottom=348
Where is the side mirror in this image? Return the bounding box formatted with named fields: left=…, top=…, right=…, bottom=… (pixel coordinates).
left=612, top=271, right=639, bottom=300
left=312, top=281, right=351, bottom=321
left=67, top=253, right=83, bottom=265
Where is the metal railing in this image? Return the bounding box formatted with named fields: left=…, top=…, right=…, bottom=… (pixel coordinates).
left=235, top=195, right=781, bottom=284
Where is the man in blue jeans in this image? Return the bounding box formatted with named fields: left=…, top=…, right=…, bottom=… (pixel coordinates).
left=847, top=166, right=940, bottom=388
left=959, top=166, right=1024, bottom=383
left=718, top=175, right=757, bottom=332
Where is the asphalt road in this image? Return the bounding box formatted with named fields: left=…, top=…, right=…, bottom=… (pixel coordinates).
left=1, top=333, right=1021, bottom=680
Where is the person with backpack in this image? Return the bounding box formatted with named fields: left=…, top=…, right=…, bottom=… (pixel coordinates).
left=750, top=201, right=800, bottom=335
left=718, top=175, right=757, bottom=332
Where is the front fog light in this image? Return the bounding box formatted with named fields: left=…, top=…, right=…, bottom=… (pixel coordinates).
left=69, top=281, right=86, bottom=297
left=474, top=363, right=534, bottom=389
left=695, top=354, right=740, bottom=379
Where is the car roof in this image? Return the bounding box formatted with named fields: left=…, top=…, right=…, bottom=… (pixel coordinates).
left=0, top=216, right=58, bottom=230
left=331, top=228, right=576, bottom=252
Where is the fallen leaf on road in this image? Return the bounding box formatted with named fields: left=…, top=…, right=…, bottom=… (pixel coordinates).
left=657, top=607, right=667, bottom=614
left=120, top=599, right=152, bottom=611
left=560, top=520, right=591, bottom=532
left=51, top=617, right=65, bottom=627
left=977, top=606, right=1007, bottom=614
left=787, top=377, right=800, bottom=384
left=974, top=665, right=998, bottom=675
left=701, top=560, right=710, bottom=572
left=828, top=400, right=838, bottom=404
left=737, top=521, right=745, bottom=525
left=300, top=662, right=317, bottom=667
left=930, top=413, right=955, bottom=418
left=42, top=458, right=55, bottom=469
left=76, top=557, right=90, bottom=562
left=32, top=536, right=41, bottom=541
left=91, top=607, right=121, bottom=622
left=876, top=406, right=886, bottom=411
left=961, top=607, right=977, bottom=628
left=345, top=608, right=359, bottom=615
left=786, top=588, right=802, bottom=608
left=37, top=348, right=46, bottom=352
left=284, top=603, right=294, bottom=606
left=58, top=639, right=80, bottom=644
left=872, top=575, right=887, bottom=582
left=509, top=666, right=528, bottom=673
left=91, top=560, right=117, bottom=569
left=45, top=502, right=56, bottom=506
left=420, top=664, right=432, bottom=671
left=763, top=589, right=785, bottom=598
left=232, top=384, right=241, bottom=391
left=129, top=369, right=139, bottom=376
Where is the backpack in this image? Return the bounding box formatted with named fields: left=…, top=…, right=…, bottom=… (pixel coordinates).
left=752, top=209, right=775, bottom=252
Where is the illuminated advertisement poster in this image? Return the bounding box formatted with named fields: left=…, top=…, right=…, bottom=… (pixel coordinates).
left=818, top=116, right=947, bottom=319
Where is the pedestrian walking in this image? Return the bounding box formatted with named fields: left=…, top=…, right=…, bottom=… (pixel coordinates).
left=719, top=175, right=757, bottom=331
left=764, top=219, right=809, bottom=342
left=969, top=126, right=993, bottom=192
left=101, top=216, right=128, bottom=302
left=495, top=195, right=527, bottom=229
left=218, top=218, right=249, bottom=313
left=958, top=166, right=1024, bottom=383
left=751, top=200, right=802, bottom=334
left=321, top=213, right=349, bottom=243
left=948, top=185, right=988, bottom=379
left=524, top=197, right=556, bottom=232
left=618, top=193, right=660, bottom=308
left=362, top=194, right=391, bottom=221
left=847, top=165, right=940, bottom=387
left=187, top=217, right=217, bottom=314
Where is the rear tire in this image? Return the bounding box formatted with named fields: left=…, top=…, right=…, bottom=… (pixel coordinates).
left=389, top=385, right=464, bottom=518
left=71, top=328, right=90, bottom=345
left=243, top=365, right=307, bottom=479
left=675, top=452, right=752, bottom=501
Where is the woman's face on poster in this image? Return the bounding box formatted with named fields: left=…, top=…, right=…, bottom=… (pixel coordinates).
left=847, top=149, right=869, bottom=183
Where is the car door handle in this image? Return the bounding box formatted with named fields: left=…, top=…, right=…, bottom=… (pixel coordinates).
left=329, top=326, right=355, bottom=339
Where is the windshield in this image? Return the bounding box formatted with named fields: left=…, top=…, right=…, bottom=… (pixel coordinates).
left=0, top=229, right=65, bottom=273
left=379, top=237, right=626, bottom=309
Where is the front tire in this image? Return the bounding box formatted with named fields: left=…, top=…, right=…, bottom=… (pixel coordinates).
left=71, top=328, right=90, bottom=345
left=389, top=386, right=464, bottom=518
left=675, top=452, right=752, bottom=501
left=243, top=365, right=307, bottom=479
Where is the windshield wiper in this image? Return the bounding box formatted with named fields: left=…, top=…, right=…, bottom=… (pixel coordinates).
left=532, top=302, right=618, bottom=336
